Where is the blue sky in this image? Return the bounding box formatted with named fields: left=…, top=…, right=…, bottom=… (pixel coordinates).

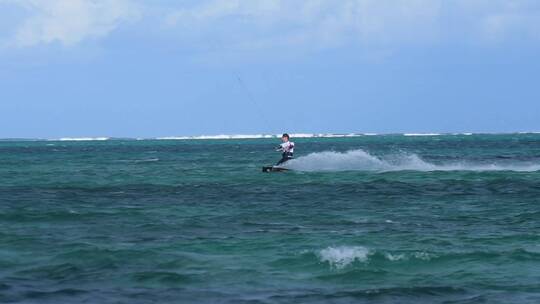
left=1, top=0, right=539, bottom=138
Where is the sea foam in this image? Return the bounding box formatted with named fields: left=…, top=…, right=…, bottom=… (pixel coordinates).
left=318, top=246, right=438, bottom=269
left=403, top=133, right=441, bottom=136
left=56, top=137, right=110, bottom=141
left=157, top=134, right=275, bottom=140
left=285, top=149, right=540, bottom=172
left=318, top=246, right=370, bottom=269
left=156, top=133, right=363, bottom=140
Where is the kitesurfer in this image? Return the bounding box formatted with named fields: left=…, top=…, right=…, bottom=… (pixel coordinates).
left=276, top=133, right=294, bottom=166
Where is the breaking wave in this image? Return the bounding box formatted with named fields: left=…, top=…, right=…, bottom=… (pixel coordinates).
left=56, top=137, right=110, bottom=141
left=403, top=133, right=441, bottom=136
left=156, top=133, right=362, bottom=140
left=317, top=246, right=437, bottom=269
left=284, top=149, right=540, bottom=172
left=318, top=246, right=370, bottom=269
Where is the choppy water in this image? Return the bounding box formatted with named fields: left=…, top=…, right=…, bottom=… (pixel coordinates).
left=1, top=134, right=539, bottom=303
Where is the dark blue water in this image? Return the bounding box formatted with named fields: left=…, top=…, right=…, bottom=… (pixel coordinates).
left=1, top=134, right=539, bottom=303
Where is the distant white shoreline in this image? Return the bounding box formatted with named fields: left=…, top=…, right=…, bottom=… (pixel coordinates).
left=1, top=132, right=540, bottom=141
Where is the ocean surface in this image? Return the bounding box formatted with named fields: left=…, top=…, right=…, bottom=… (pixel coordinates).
left=1, top=134, right=539, bottom=303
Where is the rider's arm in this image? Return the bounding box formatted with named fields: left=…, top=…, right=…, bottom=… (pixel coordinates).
left=276, top=142, right=287, bottom=151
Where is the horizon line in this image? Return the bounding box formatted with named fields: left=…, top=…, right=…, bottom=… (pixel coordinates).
left=1, top=131, right=540, bottom=141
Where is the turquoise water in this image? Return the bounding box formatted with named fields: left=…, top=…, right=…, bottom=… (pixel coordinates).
left=1, top=134, right=539, bottom=303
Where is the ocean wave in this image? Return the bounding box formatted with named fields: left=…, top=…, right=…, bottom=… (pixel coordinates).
left=111, top=158, right=160, bottom=163
left=136, top=158, right=159, bottom=162
left=384, top=251, right=436, bottom=262
left=157, top=134, right=273, bottom=140
left=318, top=246, right=370, bottom=269
left=15, top=132, right=540, bottom=142
left=155, top=133, right=363, bottom=140
left=404, top=133, right=441, bottom=136
left=317, top=246, right=437, bottom=269
left=56, top=137, right=110, bottom=141
left=284, top=149, right=540, bottom=172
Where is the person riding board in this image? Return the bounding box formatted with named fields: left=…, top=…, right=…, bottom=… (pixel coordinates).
left=275, top=133, right=294, bottom=166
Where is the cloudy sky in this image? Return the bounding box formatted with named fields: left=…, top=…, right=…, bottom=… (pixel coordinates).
left=1, top=0, right=539, bottom=138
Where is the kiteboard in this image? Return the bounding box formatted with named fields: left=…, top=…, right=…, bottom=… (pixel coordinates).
left=262, top=166, right=289, bottom=173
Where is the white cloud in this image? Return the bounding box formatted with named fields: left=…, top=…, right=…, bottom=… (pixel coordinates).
left=164, top=0, right=540, bottom=50
left=2, top=0, right=539, bottom=50
left=2, top=0, right=140, bottom=47
left=165, top=0, right=441, bottom=49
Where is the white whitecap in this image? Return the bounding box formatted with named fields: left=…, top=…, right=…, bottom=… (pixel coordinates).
left=318, top=246, right=370, bottom=269
left=155, top=133, right=365, bottom=140
left=384, top=253, right=407, bottom=261
left=57, top=137, right=110, bottom=141
left=403, top=133, right=441, bottom=136
left=157, top=134, right=274, bottom=140
left=384, top=251, right=435, bottom=261
left=413, top=252, right=436, bottom=260
left=134, top=158, right=159, bottom=163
